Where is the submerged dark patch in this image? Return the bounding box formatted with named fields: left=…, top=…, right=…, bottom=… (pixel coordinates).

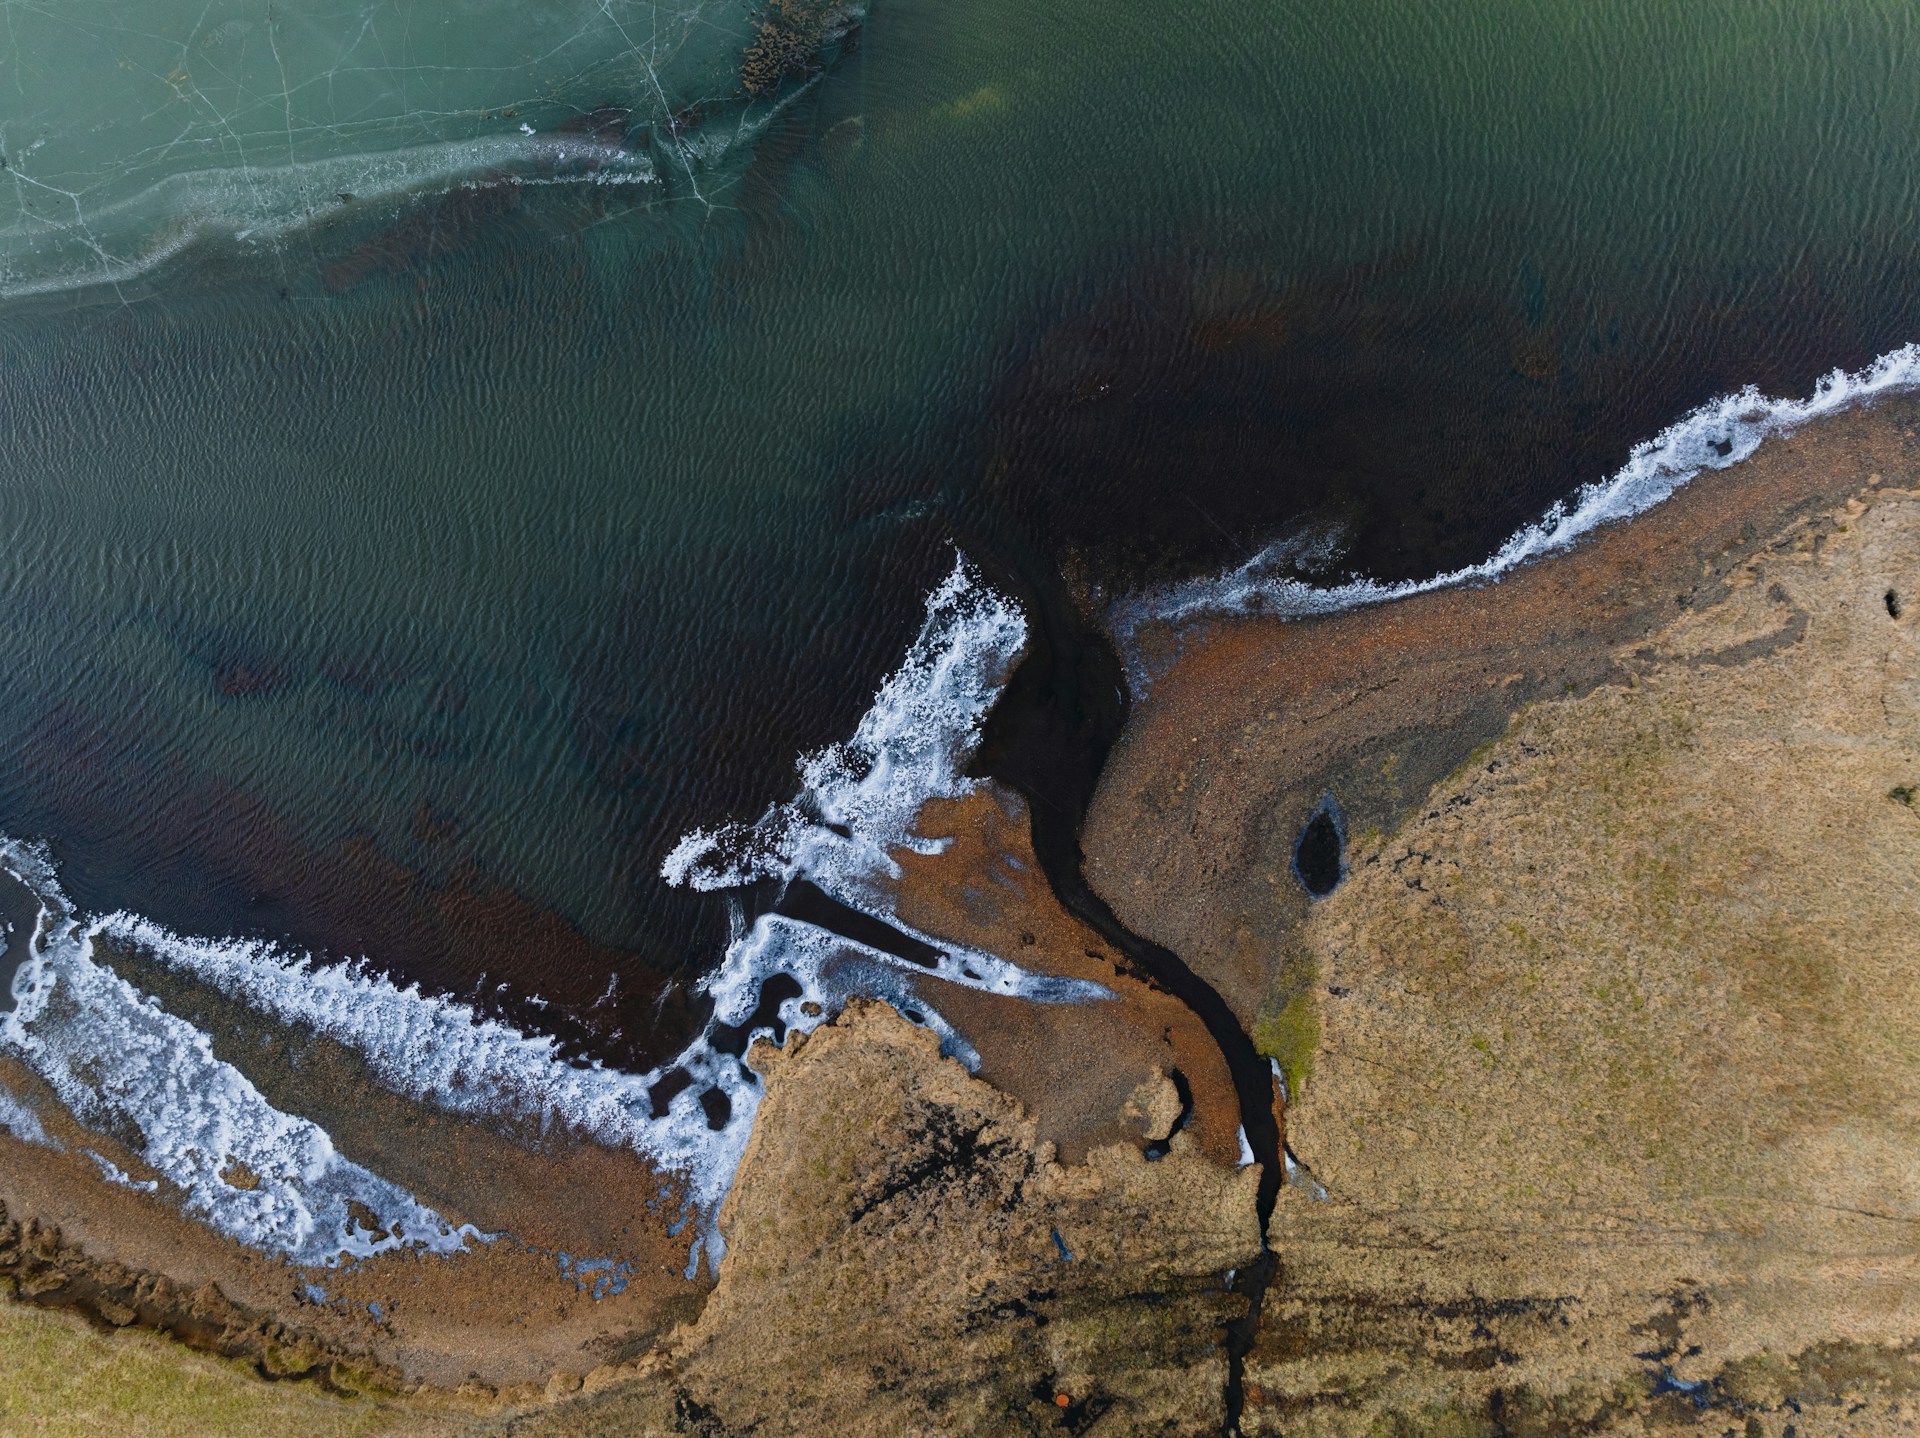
left=709, top=972, right=804, bottom=1058
left=647, top=1066, right=696, bottom=1119
left=1142, top=1067, right=1194, bottom=1162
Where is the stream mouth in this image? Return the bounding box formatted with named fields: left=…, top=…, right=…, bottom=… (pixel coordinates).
left=970, top=558, right=1282, bottom=1436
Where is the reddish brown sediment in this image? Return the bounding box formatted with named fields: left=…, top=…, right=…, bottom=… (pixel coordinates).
left=10, top=401, right=1920, bottom=1433
left=888, top=785, right=1243, bottom=1166
left=1086, top=394, right=1920, bottom=1025
left=0, top=1010, right=705, bottom=1396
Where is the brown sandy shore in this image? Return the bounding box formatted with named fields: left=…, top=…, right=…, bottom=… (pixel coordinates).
left=6, top=398, right=1920, bottom=1434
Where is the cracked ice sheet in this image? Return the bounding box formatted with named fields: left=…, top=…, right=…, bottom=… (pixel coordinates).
left=0, top=0, right=757, bottom=296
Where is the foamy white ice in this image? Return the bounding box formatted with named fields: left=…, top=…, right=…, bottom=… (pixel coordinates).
left=86, top=1150, right=159, bottom=1194
left=0, top=840, right=483, bottom=1265
left=0, top=1087, right=53, bottom=1149
left=1, top=555, right=1104, bottom=1278
left=1113, top=343, right=1920, bottom=686
left=10, top=347, right=1916, bottom=1277
left=663, top=553, right=1032, bottom=899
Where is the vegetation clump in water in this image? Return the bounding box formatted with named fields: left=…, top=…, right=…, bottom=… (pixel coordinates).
left=741, top=0, right=849, bottom=94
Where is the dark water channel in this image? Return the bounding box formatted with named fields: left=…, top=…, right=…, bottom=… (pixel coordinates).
left=971, top=558, right=1282, bottom=1434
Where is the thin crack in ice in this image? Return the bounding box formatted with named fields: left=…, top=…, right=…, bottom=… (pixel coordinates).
left=0, top=0, right=798, bottom=297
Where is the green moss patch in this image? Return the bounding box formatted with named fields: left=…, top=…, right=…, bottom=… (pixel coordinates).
left=1253, top=967, right=1321, bottom=1102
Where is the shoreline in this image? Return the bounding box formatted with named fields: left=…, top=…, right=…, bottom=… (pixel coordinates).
left=1088, top=390, right=1920, bottom=1024
left=5, top=391, right=1920, bottom=1431
left=1242, top=453, right=1920, bottom=1433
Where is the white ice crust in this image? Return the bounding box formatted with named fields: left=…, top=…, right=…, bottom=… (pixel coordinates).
left=662, top=553, right=1033, bottom=898
left=5, top=344, right=1916, bottom=1277
left=0, top=1086, right=53, bottom=1149
left=0, top=554, right=1107, bottom=1277
left=1113, top=343, right=1920, bottom=687
left=0, top=841, right=483, bottom=1265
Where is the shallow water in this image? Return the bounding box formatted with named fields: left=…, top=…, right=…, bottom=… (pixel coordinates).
left=1, top=0, right=1919, bottom=1073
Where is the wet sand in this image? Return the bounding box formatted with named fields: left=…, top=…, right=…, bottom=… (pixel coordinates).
left=889, top=786, right=1244, bottom=1167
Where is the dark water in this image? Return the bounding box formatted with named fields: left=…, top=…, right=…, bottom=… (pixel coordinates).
left=0, top=871, right=40, bottom=1010
left=2, top=0, right=1919, bottom=1068
left=1292, top=800, right=1345, bottom=900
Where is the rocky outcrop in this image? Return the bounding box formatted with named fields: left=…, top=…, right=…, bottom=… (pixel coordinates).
left=892, top=786, right=1246, bottom=1168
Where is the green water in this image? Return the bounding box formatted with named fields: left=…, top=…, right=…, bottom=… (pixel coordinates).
left=0, top=0, right=1916, bottom=1062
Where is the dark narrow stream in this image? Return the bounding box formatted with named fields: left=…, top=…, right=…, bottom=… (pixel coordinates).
left=971, top=558, right=1283, bottom=1437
